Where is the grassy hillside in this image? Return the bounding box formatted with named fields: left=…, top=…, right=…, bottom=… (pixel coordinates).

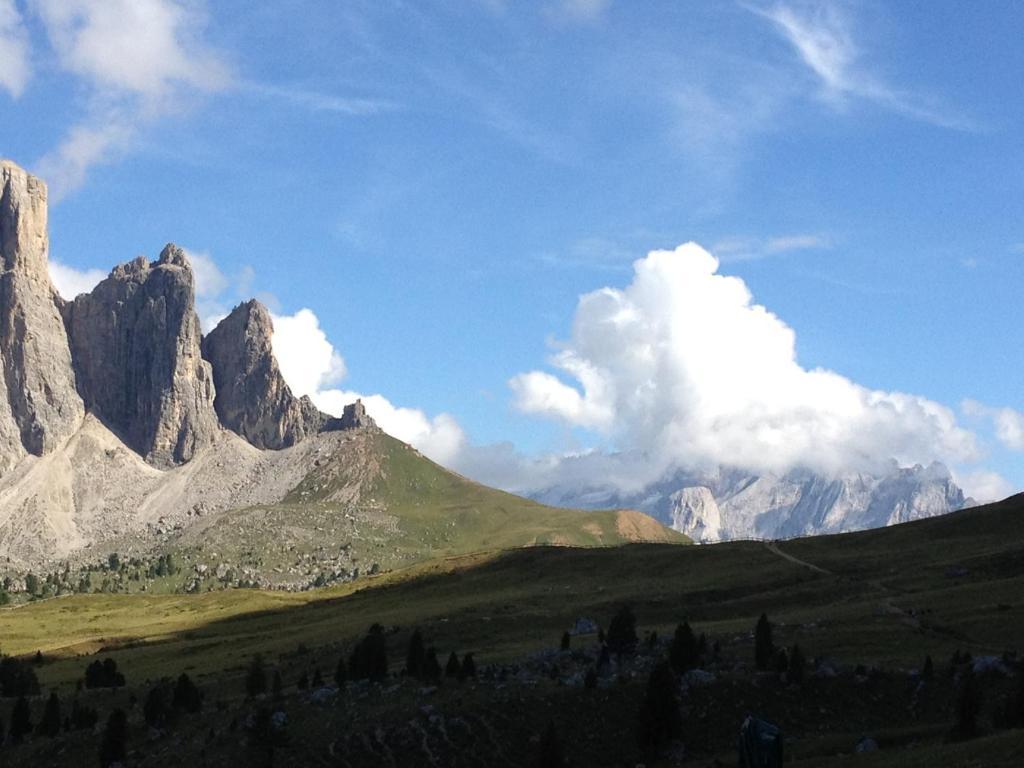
left=1, top=494, right=1023, bottom=765
left=160, top=431, right=686, bottom=590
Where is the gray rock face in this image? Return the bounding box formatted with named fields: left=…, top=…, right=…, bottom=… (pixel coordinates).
left=0, top=160, right=84, bottom=474
left=203, top=299, right=324, bottom=449
left=337, top=399, right=376, bottom=430
left=63, top=244, right=219, bottom=466
left=531, top=460, right=967, bottom=542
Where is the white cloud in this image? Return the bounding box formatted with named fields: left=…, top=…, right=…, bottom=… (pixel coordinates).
left=962, top=400, right=1024, bottom=451
left=270, top=309, right=347, bottom=396
left=547, top=0, right=612, bottom=23
left=32, top=0, right=229, bottom=197
left=751, top=2, right=974, bottom=130
left=510, top=242, right=980, bottom=479
left=955, top=469, right=1015, bottom=504
left=0, top=0, right=31, bottom=97
left=49, top=259, right=106, bottom=298
left=712, top=233, right=831, bottom=262
left=268, top=309, right=466, bottom=465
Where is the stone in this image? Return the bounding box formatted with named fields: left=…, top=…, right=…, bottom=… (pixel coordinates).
left=202, top=299, right=324, bottom=449
left=335, top=398, right=377, bottom=430
left=62, top=244, right=219, bottom=466
left=0, top=160, right=84, bottom=474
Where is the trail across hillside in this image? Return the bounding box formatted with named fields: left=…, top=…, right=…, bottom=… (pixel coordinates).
left=763, top=541, right=832, bottom=575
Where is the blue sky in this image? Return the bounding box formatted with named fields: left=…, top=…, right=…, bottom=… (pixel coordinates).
left=1, top=0, right=1022, bottom=499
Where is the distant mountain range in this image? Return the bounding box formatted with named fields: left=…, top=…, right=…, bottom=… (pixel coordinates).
left=531, top=460, right=970, bottom=542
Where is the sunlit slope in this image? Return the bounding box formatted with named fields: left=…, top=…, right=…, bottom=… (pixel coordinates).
left=172, top=431, right=687, bottom=584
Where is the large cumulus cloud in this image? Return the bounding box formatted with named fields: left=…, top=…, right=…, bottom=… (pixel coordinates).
left=510, top=242, right=980, bottom=479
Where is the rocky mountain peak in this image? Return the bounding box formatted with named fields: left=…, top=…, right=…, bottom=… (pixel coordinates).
left=202, top=299, right=325, bottom=449
left=62, top=242, right=219, bottom=467
left=0, top=160, right=84, bottom=473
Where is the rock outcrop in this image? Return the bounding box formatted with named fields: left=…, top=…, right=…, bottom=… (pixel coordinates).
left=0, top=160, right=84, bottom=474
left=203, top=299, right=324, bottom=449
left=337, top=399, right=377, bottom=430
left=63, top=244, right=219, bottom=466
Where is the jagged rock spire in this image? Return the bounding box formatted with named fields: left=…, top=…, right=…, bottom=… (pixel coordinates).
left=62, top=242, right=219, bottom=466
left=0, top=160, right=84, bottom=474
left=202, top=299, right=324, bottom=449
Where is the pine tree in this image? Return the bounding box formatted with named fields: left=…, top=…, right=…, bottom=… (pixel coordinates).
left=423, top=648, right=442, bottom=683
left=584, top=667, right=598, bottom=690
left=606, top=606, right=638, bottom=656
left=669, top=622, right=698, bottom=673
left=40, top=690, right=61, bottom=737
left=10, top=695, right=32, bottom=744
left=539, top=720, right=565, bottom=768
left=636, top=661, right=682, bottom=757
left=459, top=653, right=476, bottom=681
left=446, top=652, right=461, bottom=679
left=312, top=668, right=324, bottom=688
left=348, top=624, right=389, bottom=682
left=173, top=673, right=203, bottom=713
left=922, top=655, right=934, bottom=681
left=560, top=631, right=571, bottom=651
left=98, top=709, right=128, bottom=767
left=754, top=613, right=774, bottom=671
left=246, top=654, right=267, bottom=698
left=297, top=670, right=309, bottom=690
left=955, top=666, right=982, bottom=739
left=272, top=670, right=284, bottom=701
left=334, top=656, right=348, bottom=688
left=788, top=644, right=806, bottom=685
left=406, top=629, right=426, bottom=678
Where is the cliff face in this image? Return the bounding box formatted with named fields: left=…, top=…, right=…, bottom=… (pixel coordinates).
left=202, top=299, right=324, bottom=449
left=0, top=161, right=84, bottom=474
left=63, top=244, right=220, bottom=467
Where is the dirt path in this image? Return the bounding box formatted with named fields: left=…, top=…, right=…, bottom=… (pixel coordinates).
left=763, top=541, right=832, bottom=575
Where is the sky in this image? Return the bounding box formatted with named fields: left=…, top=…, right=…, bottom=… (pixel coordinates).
left=1, top=0, right=1022, bottom=501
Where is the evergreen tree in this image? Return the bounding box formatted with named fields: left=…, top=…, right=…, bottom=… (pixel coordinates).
left=754, top=613, right=774, bottom=671
left=406, top=629, right=426, bottom=678
left=312, top=668, right=324, bottom=688
left=334, top=656, right=347, bottom=688
left=539, top=720, right=565, bottom=768
left=955, top=666, right=982, bottom=739
left=606, top=606, right=638, bottom=656
left=560, top=632, right=571, bottom=652
left=272, top=670, right=283, bottom=702
left=33, top=650, right=44, bottom=666
left=459, top=653, right=477, bottom=681
left=40, top=690, right=61, bottom=737
left=71, top=698, right=98, bottom=731
left=636, top=661, right=682, bottom=757
left=669, top=622, right=699, bottom=673
left=10, top=695, right=32, bottom=744
left=922, top=655, right=934, bottom=681
left=297, top=670, right=309, bottom=690
left=0, top=656, right=40, bottom=697
left=144, top=682, right=170, bottom=728
left=173, top=673, right=203, bottom=713
left=445, top=652, right=461, bottom=679
left=24, top=573, right=39, bottom=596
left=787, top=645, right=806, bottom=685
left=348, top=624, right=388, bottom=682
left=422, top=648, right=442, bottom=683
left=98, top=708, right=127, bottom=767
left=584, top=667, right=598, bottom=690
left=775, top=649, right=789, bottom=676
left=246, top=654, right=267, bottom=698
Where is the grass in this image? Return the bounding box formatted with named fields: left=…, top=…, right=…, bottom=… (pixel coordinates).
left=2, top=494, right=1023, bottom=765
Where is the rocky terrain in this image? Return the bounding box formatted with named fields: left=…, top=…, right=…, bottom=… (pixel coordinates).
left=533, top=461, right=969, bottom=543
left=0, top=159, right=679, bottom=588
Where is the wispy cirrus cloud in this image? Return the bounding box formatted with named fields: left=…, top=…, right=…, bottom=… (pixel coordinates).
left=963, top=400, right=1024, bottom=452
left=712, top=232, right=832, bottom=262
left=748, top=1, right=977, bottom=130
left=33, top=0, right=230, bottom=198
left=0, top=0, right=31, bottom=97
